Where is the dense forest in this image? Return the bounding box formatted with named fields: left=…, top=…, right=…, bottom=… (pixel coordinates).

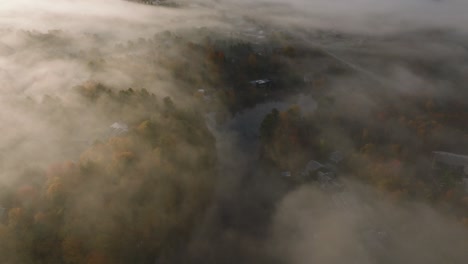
left=0, top=84, right=218, bottom=263
left=1, top=0, right=468, bottom=263
left=259, top=95, right=468, bottom=223
left=1, top=26, right=467, bottom=263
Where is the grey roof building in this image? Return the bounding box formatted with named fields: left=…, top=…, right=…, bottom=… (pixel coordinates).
left=249, top=79, right=272, bottom=88
left=329, top=151, right=344, bottom=164
left=432, top=151, right=468, bottom=192
left=432, top=151, right=468, bottom=168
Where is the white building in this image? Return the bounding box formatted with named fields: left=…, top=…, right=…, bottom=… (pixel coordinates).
left=110, top=122, right=129, bottom=136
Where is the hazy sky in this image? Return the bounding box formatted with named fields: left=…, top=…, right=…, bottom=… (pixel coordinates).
left=1, top=0, right=468, bottom=34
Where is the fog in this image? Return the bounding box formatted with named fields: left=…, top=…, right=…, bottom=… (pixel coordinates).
left=272, top=181, right=468, bottom=264
left=209, top=0, right=468, bottom=33
left=0, top=0, right=467, bottom=263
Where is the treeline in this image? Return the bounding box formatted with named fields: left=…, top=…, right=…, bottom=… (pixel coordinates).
left=10, top=28, right=329, bottom=116
left=0, top=82, right=218, bottom=264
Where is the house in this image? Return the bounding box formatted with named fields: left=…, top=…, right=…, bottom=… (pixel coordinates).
left=318, top=171, right=333, bottom=183
left=249, top=79, right=272, bottom=88
left=329, top=151, right=344, bottom=164
left=196, top=89, right=212, bottom=102
left=139, top=0, right=166, bottom=5
left=301, top=160, right=338, bottom=181
left=126, top=0, right=175, bottom=7
left=432, top=151, right=468, bottom=168
left=110, top=122, right=129, bottom=136
left=316, top=170, right=343, bottom=191
left=432, top=151, right=468, bottom=192
left=432, top=151, right=468, bottom=175
left=301, top=160, right=324, bottom=178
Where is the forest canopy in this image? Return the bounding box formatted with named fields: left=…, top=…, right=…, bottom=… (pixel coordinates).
left=0, top=84, right=218, bottom=264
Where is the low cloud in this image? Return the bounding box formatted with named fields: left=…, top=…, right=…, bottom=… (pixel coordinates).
left=271, top=181, right=468, bottom=264
left=0, top=0, right=467, bottom=263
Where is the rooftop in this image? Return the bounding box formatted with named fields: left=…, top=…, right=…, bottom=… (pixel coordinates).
left=249, top=79, right=271, bottom=85
left=110, top=122, right=129, bottom=136
left=432, top=151, right=468, bottom=167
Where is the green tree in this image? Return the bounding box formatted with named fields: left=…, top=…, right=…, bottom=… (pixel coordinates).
left=260, top=108, right=280, bottom=141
